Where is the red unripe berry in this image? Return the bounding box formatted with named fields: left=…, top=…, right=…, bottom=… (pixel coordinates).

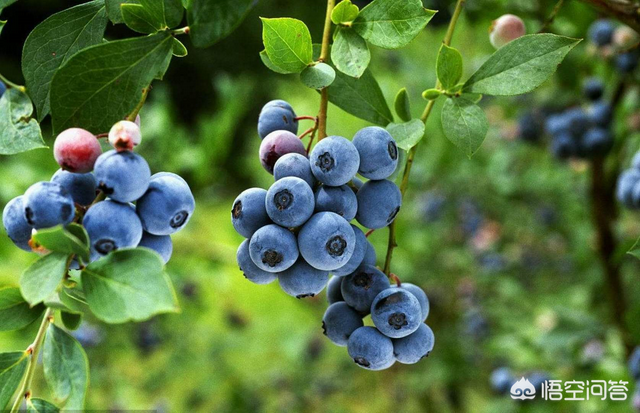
left=53, top=128, right=102, bottom=173
left=489, top=14, right=526, bottom=49
left=259, top=130, right=306, bottom=174
left=109, top=120, right=142, bottom=152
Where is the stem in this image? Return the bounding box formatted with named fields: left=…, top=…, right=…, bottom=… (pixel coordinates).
left=316, top=0, right=335, bottom=140
left=538, top=0, right=565, bottom=33
left=298, top=126, right=316, bottom=140
left=0, top=73, right=26, bottom=93
left=383, top=0, right=466, bottom=275
left=295, top=115, right=317, bottom=122
left=126, top=86, right=150, bottom=122
left=10, top=308, right=54, bottom=413
left=171, top=26, right=190, bottom=35
left=577, top=0, right=640, bottom=33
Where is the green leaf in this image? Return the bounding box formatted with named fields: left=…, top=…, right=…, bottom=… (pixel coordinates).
left=300, top=63, right=336, bottom=90
left=0, top=0, right=19, bottom=13
left=172, top=38, right=188, bottom=57
left=261, top=18, right=313, bottom=74
left=32, top=224, right=90, bottom=264
left=352, top=0, right=435, bottom=49
left=328, top=68, right=393, bottom=126
left=0, top=88, right=46, bottom=155
left=121, top=0, right=183, bottom=33
left=20, top=253, right=69, bottom=306
left=437, top=44, right=463, bottom=91
left=463, top=34, right=581, bottom=96
left=331, top=28, right=370, bottom=78
left=331, top=0, right=359, bottom=25
left=81, top=248, right=178, bottom=323
left=61, top=311, right=82, bottom=330
left=394, top=87, right=411, bottom=122
left=57, top=289, right=90, bottom=315
left=27, top=398, right=60, bottom=413
left=187, top=0, right=254, bottom=48
left=422, top=88, right=442, bottom=100
left=43, top=324, right=88, bottom=410
left=628, top=236, right=640, bottom=260
left=441, top=96, right=488, bottom=158
left=0, top=20, right=5, bottom=37
left=260, top=50, right=289, bottom=74
left=22, top=1, right=107, bottom=120
left=0, top=352, right=28, bottom=410
left=105, top=0, right=138, bottom=24
left=50, top=33, right=174, bottom=134
left=387, top=119, right=425, bottom=151
left=121, top=3, right=160, bottom=33
left=0, top=287, right=45, bottom=331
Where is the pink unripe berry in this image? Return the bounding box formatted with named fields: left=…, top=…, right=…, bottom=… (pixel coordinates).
left=489, top=14, right=526, bottom=49
left=53, top=128, right=102, bottom=173
left=134, top=114, right=141, bottom=127
left=259, top=130, right=306, bottom=174
left=613, top=26, right=639, bottom=49
left=109, top=120, right=141, bottom=152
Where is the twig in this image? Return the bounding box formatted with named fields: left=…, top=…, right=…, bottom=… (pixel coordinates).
left=538, top=0, right=565, bottom=33
left=0, top=73, right=26, bottom=93
left=316, top=0, right=335, bottom=140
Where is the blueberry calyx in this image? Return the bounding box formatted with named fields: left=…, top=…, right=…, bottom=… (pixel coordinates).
left=24, top=207, right=35, bottom=226
left=95, top=239, right=117, bottom=254
left=316, top=152, right=335, bottom=172
left=388, top=141, right=398, bottom=160
left=232, top=201, right=242, bottom=219
left=388, top=312, right=408, bottom=330
left=387, top=206, right=400, bottom=224
left=326, top=235, right=347, bottom=257
left=353, top=357, right=370, bottom=367
left=170, top=211, right=189, bottom=228
left=274, top=189, right=293, bottom=210
left=353, top=272, right=373, bottom=290
left=262, top=249, right=283, bottom=267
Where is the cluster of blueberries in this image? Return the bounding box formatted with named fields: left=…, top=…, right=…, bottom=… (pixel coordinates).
left=490, top=367, right=550, bottom=397
left=616, top=151, right=640, bottom=209
left=588, top=20, right=639, bottom=74
left=2, top=118, right=195, bottom=266
left=232, top=100, right=434, bottom=370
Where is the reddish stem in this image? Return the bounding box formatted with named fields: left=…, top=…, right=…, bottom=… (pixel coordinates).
left=96, top=133, right=108, bottom=139
left=298, top=126, right=315, bottom=140
left=365, top=229, right=375, bottom=238
left=295, top=115, right=318, bottom=122
left=389, top=273, right=402, bottom=287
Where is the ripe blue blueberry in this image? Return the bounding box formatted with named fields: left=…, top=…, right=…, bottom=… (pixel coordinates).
left=583, top=77, right=604, bottom=101
left=616, top=52, right=638, bottom=74
left=362, top=240, right=376, bottom=266
left=517, top=112, right=542, bottom=143
left=355, top=179, right=402, bottom=229
left=136, top=172, right=195, bottom=235
left=3, top=196, right=33, bottom=251
left=0, top=81, right=6, bottom=97
left=309, top=136, right=360, bottom=186
left=527, top=372, right=551, bottom=393
left=249, top=224, right=298, bottom=273
left=392, top=323, right=435, bottom=364
left=632, top=152, right=640, bottom=170
left=23, top=182, right=75, bottom=229
left=327, top=275, right=344, bottom=304
left=583, top=128, right=613, bottom=156
left=298, top=212, right=355, bottom=271
left=616, top=170, right=640, bottom=208
left=347, top=326, right=395, bottom=370
left=258, top=100, right=298, bottom=139
left=588, top=102, right=612, bottom=127
left=371, top=288, right=422, bottom=338
left=332, top=225, right=367, bottom=276
left=551, top=133, right=576, bottom=159
left=51, top=169, right=97, bottom=206
left=231, top=188, right=271, bottom=238
left=396, top=283, right=429, bottom=321
left=94, top=150, right=150, bottom=203
left=629, top=346, right=640, bottom=380
left=588, top=20, right=614, bottom=46
left=351, top=177, right=364, bottom=191
left=274, top=153, right=316, bottom=188
left=314, top=184, right=358, bottom=221
left=490, top=367, right=515, bottom=394
left=352, top=126, right=399, bottom=180
left=278, top=258, right=329, bottom=298
left=265, top=177, right=314, bottom=228
left=138, top=232, right=173, bottom=264
left=236, top=239, right=277, bottom=285
left=544, top=114, right=570, bottom=136
left=322, top=302, right=364, bottom=346
left=83, top=200, right=143, bottom=260
left=341, top=264, right=389, bottom=313
left=564, top=108, right=590, bottom=138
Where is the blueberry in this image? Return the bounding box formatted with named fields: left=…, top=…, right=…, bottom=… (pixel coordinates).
left=274, top=153, right=316, bottom=188
left=136, top=172, right=195, bottom=235
left=326, top=275, right=344, bottom=304
left=53, top=128, right=102, bottom=173
left=632, top=152, right=640, bottom=170
left=347, top=326, right=395, bottom=370
left=138, top=232, right=173, bottom=264
left=517, top=112, right=542, bottom=143
left=351, top=178, right=364, bottom=191
left=298, top=212, right=355, bottom=271
left=617, top=170, right=640, bottom=208
left=231, top=188, right=271, bottom=238
left=588, top=102, right=612, bottom=127
left=341, top=264, right=389, bottom=313
left=278, top=258, right=329, bottom=298
left=51, top=169, right=97, bottom=206
left=362, top=240, right=376, bottom=266
left=392, top=323, right=435, bottom=364
left=314, top=184, right=358, bottom=221
left=564, top=108, right=590, bottom=138
left=489, top=14, right=526, bottom=49
left=371, top=288, right=422, bottom=338
left=83, top=200, right=143, bottom=260
left=551, top=133, right=576, bottom=159
left=527, top=371, right=550, bottom=394
left=258, top=100, right=298, bottom=139
left=544, top=114, right=570, bottom=136
left=332, top=225, right=367, bottom=276
left=259, top=130, right=307, bottom=174
left=0, top=81, right=5, bottom=97
left=583, top=77, right=604, bottom=101
left=2, top=196, right=33, bottom=251
left=588, top=20, right=614, bottom=46
left=71, top=323, right=103, bottom=348
left=309, top=136, right=360, bottom=186
left=265, top=177, right=314, bottom=228
left=352, top=126, right=398, bottom=180
left=490, top=367, right=515, bottom=394
left=94, top=150, right=150, bottom=203
left=396, top=283, right=429, bottom=321
left=616, top=52, right=638, bottom=74
left=632, top=182, right=640, bottom=209
left=322, top=302, right=364, bottom=346
left=355, top=179, right=402, bottom=229
left=23, top=182, right=75, bottom=229
left=629, top=346, right=640, bottom=380
left=236, top=239, right=277, bottom=284
left=108, top=120, right=141, bottom=151
left=583, top=128, right=613, bottom=157
left=249, top=224, right=298, bottom=272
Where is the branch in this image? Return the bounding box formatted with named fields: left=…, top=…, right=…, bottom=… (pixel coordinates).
left=578, top=0, right=640, bottom=32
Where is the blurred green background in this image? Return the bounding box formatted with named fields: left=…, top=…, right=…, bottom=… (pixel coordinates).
left=1, top=0, right=640, bottom=411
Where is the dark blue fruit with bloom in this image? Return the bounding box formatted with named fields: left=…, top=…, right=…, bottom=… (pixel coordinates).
left=371, top=288, right=422, bottom=338
left=231, top=188, right=271, bottom=238
left=136, top=172, right=195, bottom=236
left=83, top=200, right=143, bottom=260
left=298, top=212, right=355, bottom=271
left=309, top=136, right=360, bottom=186
left=551, top=133, right=576, bottom=159
left=23, top=182, right=75, bottom=229
left=323, top=302, right=364, bottom=346
left=355, top=179, right=402, bottom=229
left=51, top=169, right=97, bottom=206
left=138, top=232, right=173, bottom=264
left=258, top=100, right=298, bottom=139
left=347, top=326, right=395, bottom=370
left=583, top=128, right=613, bottom=156
left=490, top=367, right=516, bottom=394
left=396, top=283, right=429, bottom=321
left=249, top=224, right=298, bottom=273
left=362, top=241, right=377, bottom=266
left=265, top=177, right=314, bottom=228
left=588, top=102, right=612, bottom=127
left=392, top=323, right=435, bottom=364
left=332, top=225, right=367, bottom=276
left=616, top=52, right=638, bottom=73
left=236, top=239, right=277, bottom=285
left=583, top=77, right=604, bottom=101
left=0, top=81, right=6, bottom=97
left=352, top=126, right=398, bottom=180
left=274, top=153, right=316, bottom=188
left=278, top=258, right=329, bottom=298
left=588, top=20, right=614, bottom=46
left=327, top=275, right=344, bottom=304
left=629, top=346, right=640, bottom=380
left=616, top=170, right=640, bottom=208
left=518, top=112, right=542, bottom=143
left=94, top=150, right=150, bottom=203
left=341, top=264, right=389, bottom=313
left=3, top=196, right=33, bottom=251
left=314, top=184, right=358, bottom=221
